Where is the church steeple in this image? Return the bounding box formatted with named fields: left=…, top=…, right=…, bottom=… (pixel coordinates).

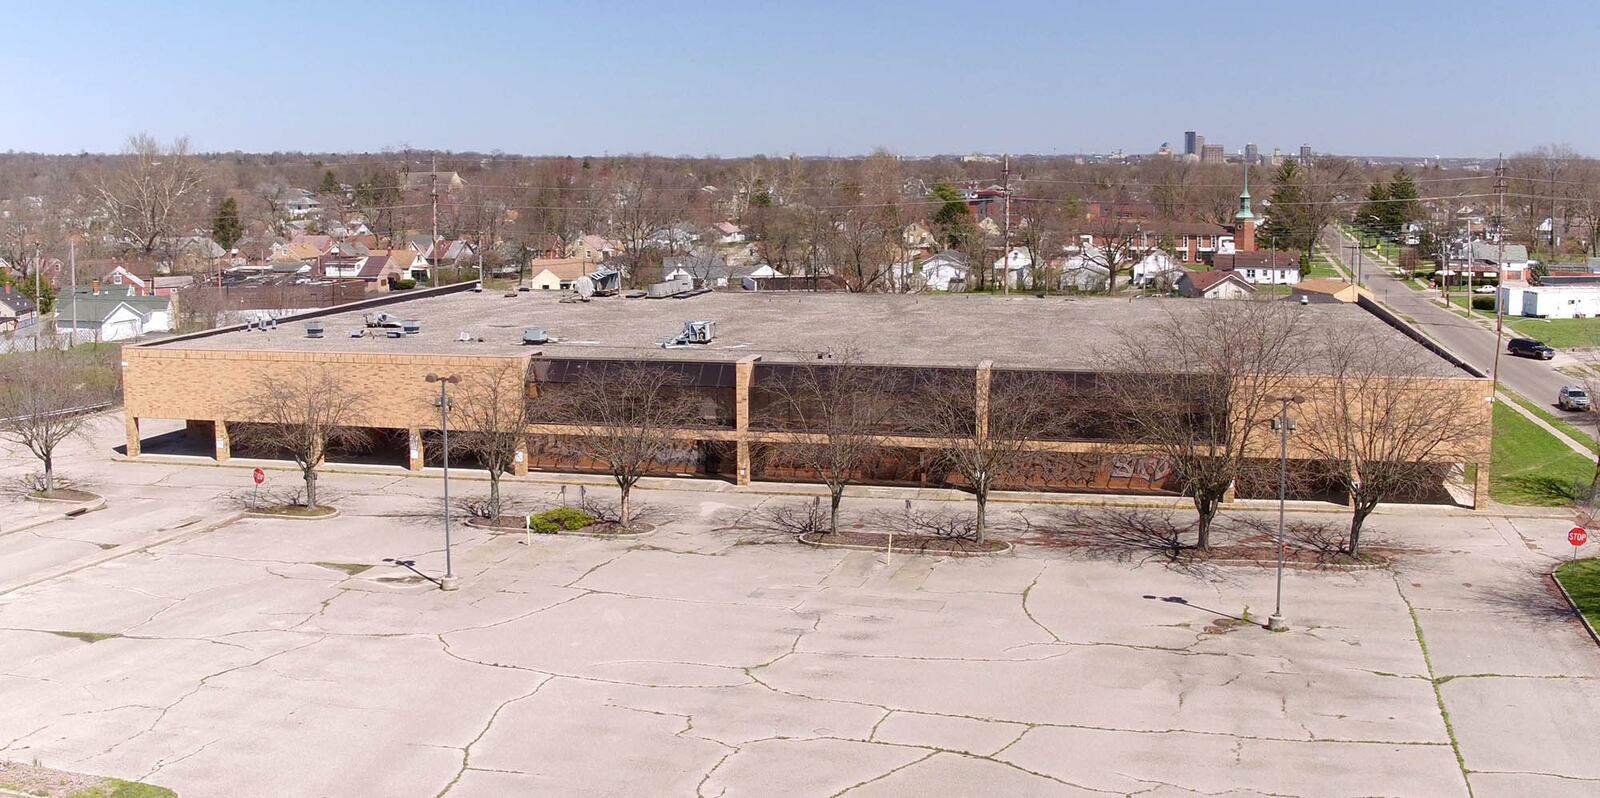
left=1234, top=161, right=1254, bottom=222
left=1234, top=160, right=1257, bottom=252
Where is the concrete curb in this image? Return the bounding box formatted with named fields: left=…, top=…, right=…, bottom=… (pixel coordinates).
left=2, top=495, right=108, bottom=538
left=243, top=507, right=341, bottom=521
left=1549, top=562, right=1600, bottom=650
left=0, top=510, right=246, bottom=596
left=117, top=453, right=1493, bottom=519
left=1201, top=557, right=1389, bottom=572
left=23, top=490, right=105, bottom=505
left=797, top=532, right=1012, bottom=556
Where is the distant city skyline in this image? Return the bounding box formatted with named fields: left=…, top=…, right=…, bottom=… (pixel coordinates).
left=1, top=0, right=1594, bottom=158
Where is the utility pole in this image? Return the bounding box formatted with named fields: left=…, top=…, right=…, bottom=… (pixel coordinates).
left=32, top=243, right=42, bottom=351
left=1490, top=155, right=1509, bottom=396
left=430, top=155, right=440, bottom=288
left=1000, top=154, right=1011, bottom=294
left=69, top=240, right=76, bottom=349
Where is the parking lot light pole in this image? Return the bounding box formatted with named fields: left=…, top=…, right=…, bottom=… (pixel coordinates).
left=427, top=373, right=462, bottom=591
left=1268, top=395, right=1305, bottom=632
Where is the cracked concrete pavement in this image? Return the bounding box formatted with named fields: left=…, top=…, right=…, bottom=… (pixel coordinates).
left=0, top=415, right=1597, bottom=796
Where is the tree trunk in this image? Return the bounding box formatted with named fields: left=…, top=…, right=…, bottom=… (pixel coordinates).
left=974, top=490, right=988, bottom=544
left=487, top=473, right=502, bottom=520
left=829, top=489, right=843, bottom=535
left=619, top=483, right=632, bottom=528
left=1193, top=493, right=1218, bottom=550
left=304, top=468, right=318, bottom=509
left=42, top=452, right=54, bottom=495
left=1348, top=500, right=1377, bottom=557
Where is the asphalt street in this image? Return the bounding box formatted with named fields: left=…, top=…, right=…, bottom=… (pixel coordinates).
left=1324, top=226, right=1600, bottom=440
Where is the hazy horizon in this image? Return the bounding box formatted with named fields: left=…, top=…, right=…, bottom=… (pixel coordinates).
left=2, top=0, right=1594, bottom=158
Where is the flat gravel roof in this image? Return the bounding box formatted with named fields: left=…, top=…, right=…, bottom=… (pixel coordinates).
left=158, top=289, right=1464, bottom=375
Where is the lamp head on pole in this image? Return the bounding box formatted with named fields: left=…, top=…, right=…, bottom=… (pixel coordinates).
left=425, top=373, right=461, bottom=385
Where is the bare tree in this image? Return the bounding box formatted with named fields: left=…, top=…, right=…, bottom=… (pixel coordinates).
left=1078, top=213, right=1143, bottom=294
left=229, top=369, right=367, bottom=509
left=537, top=360, right=699, bottom=527
left=757, top=347, right=891, bottom=534
left=913, top=368, right=1072, bottom=543
left=0, top=349, right=107, bottom=494
left=93, top=134, right=205, bottom=256
left=1100, top=301, right=1308, bottom=549
left=1296, top=328, right=1481, bottom=555
left=449, top=360, right=534, bottom=519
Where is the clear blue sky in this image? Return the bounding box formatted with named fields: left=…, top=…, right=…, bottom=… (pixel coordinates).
left=2, top=0, right=1594, bottom=157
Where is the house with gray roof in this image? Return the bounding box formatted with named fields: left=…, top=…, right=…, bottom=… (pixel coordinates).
left=56, top=290, right=173, bottom=342
left=0, top=284, right=38, bottom=330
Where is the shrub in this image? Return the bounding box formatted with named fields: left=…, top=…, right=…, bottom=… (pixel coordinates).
left=527, top=507, right=596, bottom=534
left=393, top=278, right=417, bottom=290
left=1471, top=295, right=1496, bottom=311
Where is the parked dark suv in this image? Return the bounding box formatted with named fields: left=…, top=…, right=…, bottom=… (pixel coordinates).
left=1508, top=338, right=1555, bottom=359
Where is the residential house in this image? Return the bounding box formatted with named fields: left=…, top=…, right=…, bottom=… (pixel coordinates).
left=992, top=246, right=1034, bottom=288
left=663, top=251, right=778, bottom=289
left=649, top=223, right=701, bottom=252
left=426, top=238, right=475, bottom=266
left=1058, top=256, right=1110, bottom=292
left=712, top=222, right=746, bottom=244
left=56, top=288, right=173, bottom=342
left=1211, top=250, right=1301, bottom=285
left=902, top=222, right=940, bottom=258
left=568, top=234, right=622, bottom=262
left=0, top=284, right=37, bottom=330
left=277, top=188, right=322, bottom=219
left=1177, top=270, right=1256, bottom=299
left=527, top=234, right=566, bottom=260
left=914, top=250, right=970, bottom=292
left=1457, top=241, right=1531, bottom=283
left=528, top=258, right=599, bottom=291
left=1130, top=250, right=1182, bottom=287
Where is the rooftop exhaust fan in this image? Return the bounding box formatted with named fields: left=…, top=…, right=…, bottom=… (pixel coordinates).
left=522, top=328, right=548, bottom=345
left=663, top=320, right=715, bottom=348
left=401, top=319, right=422, bottom=335
left=305, top=321, right=324, bottom=338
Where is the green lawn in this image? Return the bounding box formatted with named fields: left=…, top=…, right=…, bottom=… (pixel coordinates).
left=1554, top=559, right=1600, bottom=631
left=1504, top=391, right=1600, bottom=455
left=1492, top=402, right=1597, bottom=506
left=1303, top=254, right=1345, bottom=280
left=1496, top=316, right=1600, bottom=350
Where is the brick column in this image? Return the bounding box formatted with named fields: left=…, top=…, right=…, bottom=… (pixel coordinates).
left=408, top=427, right=424, bottom=471
left=214, top=419, right=231, bottom=462
left=1473, top=462, right=1490, bottom=510
left=125, top=415, right=141, bottom=457
left=734, top=355, right=760, bottom=486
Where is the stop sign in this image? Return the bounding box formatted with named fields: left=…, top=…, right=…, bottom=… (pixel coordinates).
left=1570, top=527, right=1588, bottom=547
left=253, top=468, right=265, bottom=485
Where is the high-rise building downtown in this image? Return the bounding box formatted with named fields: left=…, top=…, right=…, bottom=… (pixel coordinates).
left=1184, top=131, right=1198, bottom=155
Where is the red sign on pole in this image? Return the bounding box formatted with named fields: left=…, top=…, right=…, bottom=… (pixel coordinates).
left=1570, top=527, right=1588, bottom=547
left=253, top=468, right=265, bottom=485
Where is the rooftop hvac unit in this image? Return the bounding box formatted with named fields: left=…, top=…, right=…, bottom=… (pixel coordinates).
left=363, top=311, right=398, bottom=328
left=647, top=276, right=694, bottom=298
left=401, top=319, right=422, bottom=335
left=386, top=330, right=404, bottom=338
left=305, top=321, right=324, bottom=338
left=663, top=320, right=715, bottom=348
left=522, top=328, right=548, bottom=345
left=588, top=268, right=622, bottom=295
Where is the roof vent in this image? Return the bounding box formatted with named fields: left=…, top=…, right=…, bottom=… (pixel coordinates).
left=349, top=328, right=365, bottom=338
left=523, top=328, right=548, bottom=345
left=663, top=320, right=715, bottom=348
left=305, top=321, right=324, bottom=338
left=386, top=329, right=404, bottom=338
left=647, top=277, right=694, bottom=299
left=401, top=319, right=422, bottom=335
